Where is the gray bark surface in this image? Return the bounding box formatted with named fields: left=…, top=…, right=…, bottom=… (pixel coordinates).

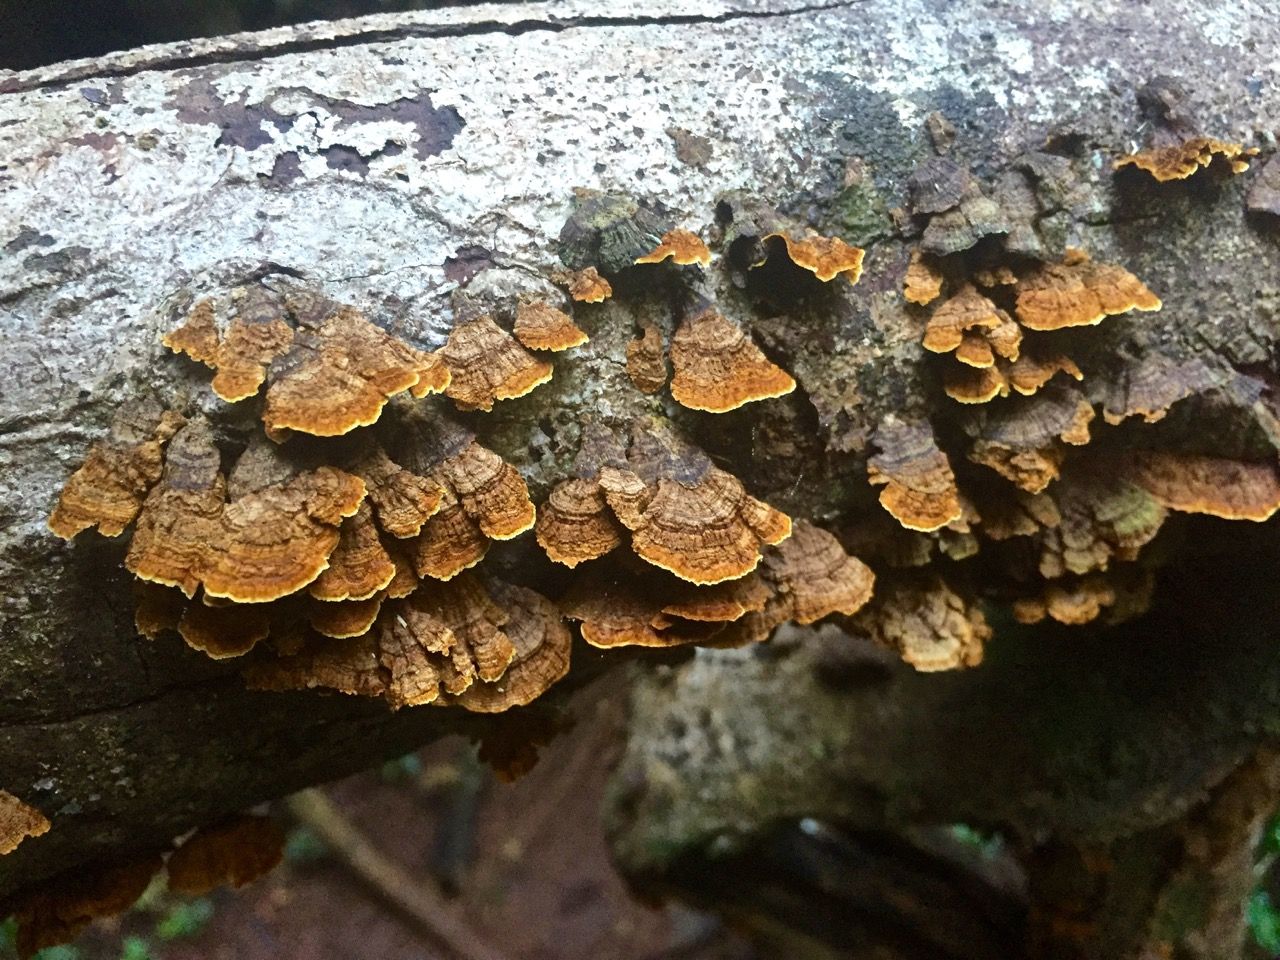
left=1, top=5, right=1278, bottom=950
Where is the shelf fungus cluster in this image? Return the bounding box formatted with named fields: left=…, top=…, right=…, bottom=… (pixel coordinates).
left=8, top=814, right=284, bottom=957
left=1, top=792, right=50, bottom=858
left=537, top=423, right=874, bottom=650
left=1114, top=136, right=1259, bottom=182
left=915, top=247, right=1160, bottom=407
left=49, top=287, right=579, bottom=716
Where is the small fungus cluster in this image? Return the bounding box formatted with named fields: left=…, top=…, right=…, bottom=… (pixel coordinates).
left=8, top=814, right=284, bottom=957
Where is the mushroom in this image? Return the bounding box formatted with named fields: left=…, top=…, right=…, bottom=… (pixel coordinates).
left=867, top=416, right=964, bottom=532
left=535, top=476, right=625, bottom=568
left=244, top=632, right=387, bottom=700
left=919, top=181, right=1010, bottom=256
left=309, top=503, right=397, bottom=602
left=966, top=385, right=1095, bottom=493
left=11, top=854, right=163, bottom=958
left=1126, top=451, right=1280, bottom=521
left=440, top=581, right=572, bottom=713
left=161, top=298, right=220, bottom=366
left=758, top=520, right=875, bottom=625
left=903, top=249, right=945, bottom=306
left=1114, top=136, right=1258, bottom=181
left=439, top=314, right=553, bottom=412
left=556, top=266, right=613, bottom=303
left=1015, top=248, right=1161, bottom=331
left=206, top=287, right=295, bottom=402
left=1, top=790, right=50, bottom=856
left=669, top=306, right=795, bottom=412
left=411, top=484, right=491, bottom=580
left=599, top=463, right=791, bottom=584
left=48, top=401, right=185, bottom=540
left=436, top=440, right=537, bottom=540
left=855, top=575, right=989, bottom=672
left=262, top=303, right=450, bottom=437
left=760, top=231, right=865, bottom=283
left=309, top=593, right=385, bottom=640
left=625, top=322, right=668, bottom=394
left=167, top=815, right=286, bottom=896
left=512, top=300, right=589, bottom=352
left=178, top=599, right=274, bottom=658
left=944, top=363, right=1010, bottom=404
left=1005, top=346, right=1083, bottom=397
left=124, top=419, right=228, bottom=597
left=1100, top=354, right=1217, bottom=425
left=348, top=445, right=444, bottom=539
left=557, top=189, right=667, bottom=274
left=922, top=284, right=1013, bottom=355
left=1013, top=574, right=1120, bottom=626
left=634, top=227, right=712, bottom=267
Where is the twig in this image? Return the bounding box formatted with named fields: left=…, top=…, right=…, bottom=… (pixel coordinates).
left=284, top=789, right=514, bottom=960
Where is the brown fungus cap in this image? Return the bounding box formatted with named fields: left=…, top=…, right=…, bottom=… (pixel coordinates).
left=1126, top=451, right=1280, bottom=521
left=411, top=484, right=490, bottom=580
left=1034, top=468, right=1166, bottom=579
left=1013, top=575, right=1119, bottom=627
left=1, top=791, right=50, bottom=856
left=208, top=287, right=295, bottom=402
left=1006, top=347, right=1083, bottom=397
left=635, top=227, right=712, bottom=267
left=512, top=300, right=589, bottom=352
left=604, top=465, right=791, bottom=584
left=1101, top=354, right=1217, bottom=426
left=1016, top=248, right=1161, bottom=331
left=49, top=401, right=185, bottom=540
left=759, top=520, right=875, bottom=624
left=557, top=266, right=613, bottom=303
left=161, top=298, right=220, bottom=366
left=124, top=419, right=226, bottom=597
left=920, top=182, right=1010, bottom=256
left=535, top=476, right=624, bottom=568
left=967, top=385, right=1095, bottom=493
left=12, top=855, right=163, bottom=958
left=437, top=441, right=536, bottom=540
left=922, top=284, right=1012, bottom=355
left=661, top=572, right=771, bottom=623
left=133, top=581, right=186, bottom=639
left=244, top=632, right=387, bottom=700
left=178, top=600, right=273, bottom=659
left=1114, top=136, right=1258, bottom=181
left=856, top=576, right=989, bottom=672
left=309, top=593, right=384, bottom=639
left=557, top=189, right=668, bottom=274
left=441, top=581, right=572, bottom=713
left=944, top=363, right=1010, bottom=404
left=626, top=322, right=668, bottom=394
left=561, top=573, right=673, bottom=648
left=867, top=416, right=963, bottom=532
left=309, top=503, right=397, bottom=602
left=262, top=305, right=449, bottom=437
left=200, top=466, right=366, bottom=603
left=669, top=307, right=795, bottom=412
left=439, top=314, right=553, bottom=412
left=903, top=249, right=945, bottom=306
left=349, top=446, right=443, bottom=539
left=408, top=575, right=517, bottom=684
left=761, top=232, right=865, bottom=283
left=167, top=816, right=286, bottom=896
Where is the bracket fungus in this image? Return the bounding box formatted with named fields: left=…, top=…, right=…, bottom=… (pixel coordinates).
left=1114, top=136, right=1258, bottom=181
left=556, top=266, right=613, bottom=303
left=966, top=385, right=1095, bottom=493
left=557, top=189, right=667, bottom=274
left=161, top=298, right=220, bottom=366
left=309, top=503, right=397, bottom=602
left=598, top=463, right=791, bottom=584
left=167, top=815, right=286, bottom=896
left=907, top=159, right=1010, bottom=257
left=760, top=231, right=865, bottom=283
left=867, top=417, right=963, bottom=532
left=535, top=476, right=625, bottom=568
left=635, top=227, right=712, bottom=267
left=922, top=284, right=1013, bottom=356
left=626, top=322, right=668, bottom=394
left=261, top=304, right=450, bottom=438
left=1100, top=354, right=1217, bottom=426
left=201, top=288, right=295, bottom=403
left=1, top=791, right=50, bottom=857
left=669, top=307, right=795, bottom=412
left=855, top=576, right=989, bottom=672
left=439, top=314, right=554, bottom=412
left=1126, top=451, right=1280, bottom=521
left=349, top=446, right=444, bottom=539
left=48, top=401, right=185, bottom=540
left=758, top=520, right=875, bottom=626
left=1015, top=248, right=1161, bottom=331
left=903, top=250, right=945, bottom=306
left=512, top=300, right=589, bottom=352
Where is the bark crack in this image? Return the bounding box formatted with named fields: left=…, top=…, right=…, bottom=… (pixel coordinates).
left=2, top=1, right=864, bottom=95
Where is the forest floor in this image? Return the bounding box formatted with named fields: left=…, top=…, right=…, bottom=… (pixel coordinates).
left=12, top=676, right=755, bottom=960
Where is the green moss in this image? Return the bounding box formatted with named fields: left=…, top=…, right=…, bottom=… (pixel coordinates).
left=821, top=178, right=893, bottom=247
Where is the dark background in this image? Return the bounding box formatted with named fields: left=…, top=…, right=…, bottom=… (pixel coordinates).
left=0, top=0, right=464, bottom=70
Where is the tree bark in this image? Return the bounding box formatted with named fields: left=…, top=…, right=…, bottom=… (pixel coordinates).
left=1, top=4, right=1278, bottom=955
